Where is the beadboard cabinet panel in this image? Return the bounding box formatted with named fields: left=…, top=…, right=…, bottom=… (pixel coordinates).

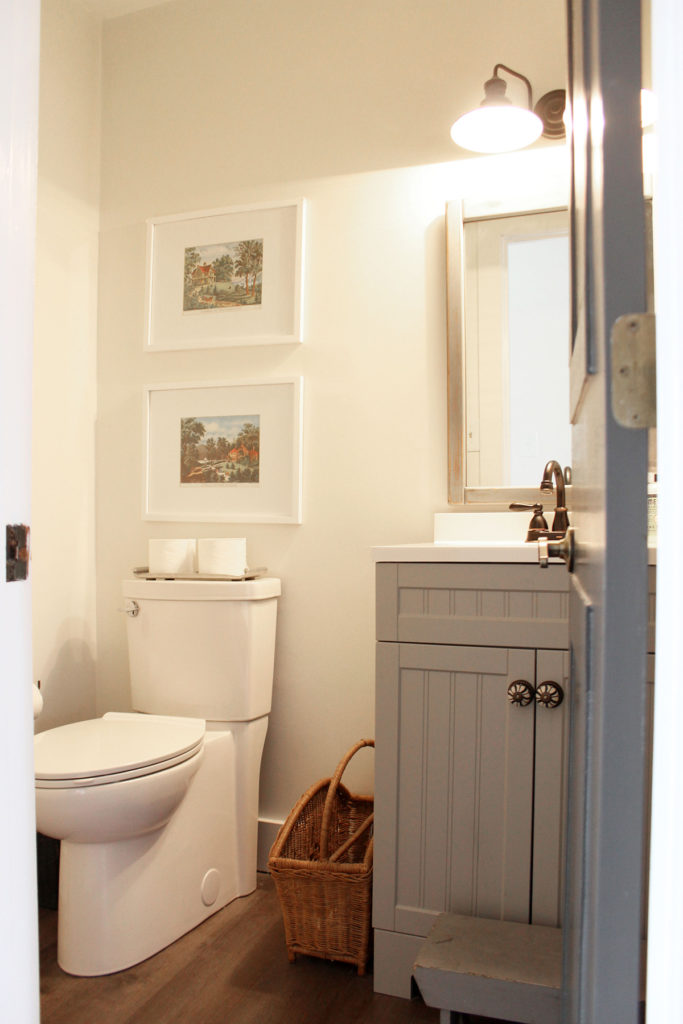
left=373, top=561, right=570, bottom=998
left=531, top=648, right=570, bottom=927
left=373, top=558, right=655, bottom=1001
left=377, top=562, right=570, bottom=650
left=379, top=642, right=536, bottom=939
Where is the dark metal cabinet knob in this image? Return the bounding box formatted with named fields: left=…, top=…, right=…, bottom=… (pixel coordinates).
left=507, top=680, right=535, bottom=706
left=536, top=681, right=564, bottom=708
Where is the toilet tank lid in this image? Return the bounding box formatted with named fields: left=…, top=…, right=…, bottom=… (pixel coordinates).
left=121, top=577, right=281, bottom=601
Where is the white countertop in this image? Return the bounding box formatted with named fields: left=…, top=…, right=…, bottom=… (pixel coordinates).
left=372, top=540, right=657, bottom=565
left=373, top=542, right=542, bottom=563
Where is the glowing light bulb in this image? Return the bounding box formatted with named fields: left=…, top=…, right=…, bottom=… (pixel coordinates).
left=451, top=105, right=543, bottom=154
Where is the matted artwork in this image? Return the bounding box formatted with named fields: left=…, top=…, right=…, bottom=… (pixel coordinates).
left=145, top=378, right=303, bottom=522
left=145, top=200, right=304, bottom=350
left=180, top=414, right=260, bottom=484
left=183, top=240, right=263, bottom=312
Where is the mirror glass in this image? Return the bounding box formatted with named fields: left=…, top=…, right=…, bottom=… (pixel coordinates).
left=465, top=208, right=571, bottom=487
left=447, top=202, right=571, bottom=503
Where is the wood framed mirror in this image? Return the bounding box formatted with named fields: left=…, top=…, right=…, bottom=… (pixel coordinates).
left=446, top=200, right=571, bottom=506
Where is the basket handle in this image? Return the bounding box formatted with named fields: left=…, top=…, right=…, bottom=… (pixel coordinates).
left=320, top=738, right=374, bottom=861
left=328, top=811, right=374, bottom=864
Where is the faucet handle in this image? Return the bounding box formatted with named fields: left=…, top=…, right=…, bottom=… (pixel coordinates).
left=509, top=502, right=549, bottom=542
left=510, top=501, right=546, bottom=519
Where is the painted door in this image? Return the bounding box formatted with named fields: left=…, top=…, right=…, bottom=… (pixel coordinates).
left=0, top=0, right=41, bottom=1020
left=563, top=0, right=649, bottom=1021
left=375, top=641, right=537, bottom=938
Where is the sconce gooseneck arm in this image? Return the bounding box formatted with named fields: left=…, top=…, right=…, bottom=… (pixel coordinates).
left=492, top=64, right=534, bottom=110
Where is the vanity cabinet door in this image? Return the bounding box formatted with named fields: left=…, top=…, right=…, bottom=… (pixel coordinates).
left=374, top=640, right=537, bottom=940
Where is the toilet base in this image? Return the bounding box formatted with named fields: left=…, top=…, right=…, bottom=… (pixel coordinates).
left=56, top=731, right=241, bottom=976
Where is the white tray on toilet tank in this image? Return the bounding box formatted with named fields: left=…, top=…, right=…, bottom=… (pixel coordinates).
left=133, top=566, right=268, bottom=581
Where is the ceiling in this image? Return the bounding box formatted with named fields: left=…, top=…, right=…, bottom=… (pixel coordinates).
left=82, top=0, right=173, bottom=18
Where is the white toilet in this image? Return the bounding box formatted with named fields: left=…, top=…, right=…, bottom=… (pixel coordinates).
left=34, top=576, right=280, bottom=977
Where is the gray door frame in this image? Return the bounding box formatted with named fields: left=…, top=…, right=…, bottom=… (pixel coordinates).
left=564, top=0, right=649, bottom=1021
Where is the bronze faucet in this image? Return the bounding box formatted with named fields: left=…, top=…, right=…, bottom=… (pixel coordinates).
left=509, top=502, right=549, bottom=542
left=540, top=460, right=569, bottom=535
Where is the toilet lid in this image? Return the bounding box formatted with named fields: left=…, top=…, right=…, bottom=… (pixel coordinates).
left=34, top=713, right=205, bottom=786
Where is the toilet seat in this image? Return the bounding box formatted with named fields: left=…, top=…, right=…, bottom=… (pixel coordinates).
left=34, top=712, right=205, bottom=789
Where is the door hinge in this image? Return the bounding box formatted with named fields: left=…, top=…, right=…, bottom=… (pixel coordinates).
left=610, top=312, right=656, bottom=428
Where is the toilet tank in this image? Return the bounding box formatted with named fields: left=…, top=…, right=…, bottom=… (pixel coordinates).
left=121, top=578, right=280, bottom=722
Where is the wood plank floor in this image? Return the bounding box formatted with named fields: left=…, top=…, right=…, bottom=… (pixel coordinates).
left=39, top=873, right=443, bottom=1024
left=39, top=873, right=515, bottom=1024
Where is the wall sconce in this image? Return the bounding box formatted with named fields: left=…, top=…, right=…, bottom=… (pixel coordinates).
left=451, top=63, right=566, bottom=154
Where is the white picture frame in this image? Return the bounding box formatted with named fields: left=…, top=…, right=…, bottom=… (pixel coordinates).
left=145, top=199, right=305, bottom=351
left=144, top=378, right=303, bottom=523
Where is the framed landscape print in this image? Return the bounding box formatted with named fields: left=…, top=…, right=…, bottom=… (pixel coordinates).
left=145, top=199, right=305, bottom=350
left=144, top=378, right=303, bottom=522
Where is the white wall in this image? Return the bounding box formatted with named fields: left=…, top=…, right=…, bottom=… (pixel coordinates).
left=94, top=14, right=565, bottom=823
left=96, top=163, right=452, bottom=813
left=97, top=0, right=566, bottom=208
left=94, top=0, right=566, bottom=818
left=33, top=0, right=101, bottom=731
left=28, top=0, right=567, bottom=822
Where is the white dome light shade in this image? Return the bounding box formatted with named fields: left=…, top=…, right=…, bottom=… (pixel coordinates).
left=451, top=105, right=543, bottom=153
left=450, top=63, right=545, bottom=154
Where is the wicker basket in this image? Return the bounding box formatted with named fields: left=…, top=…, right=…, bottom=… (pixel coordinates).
left=268, top=738, right=374, bottom=975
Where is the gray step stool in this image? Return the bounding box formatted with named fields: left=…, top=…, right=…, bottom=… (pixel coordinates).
left=413, top=913, right=562, bottom=1024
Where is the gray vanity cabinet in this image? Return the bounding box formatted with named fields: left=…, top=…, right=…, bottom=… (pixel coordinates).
left=373, top=560, right=570, bottom=999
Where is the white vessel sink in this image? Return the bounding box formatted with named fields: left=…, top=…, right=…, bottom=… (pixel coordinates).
left=434, top=512, right=529, bottom=544
left=372, top=513, right=656, bottom=565
left=425, top=511, right=541, bottom=562
left=377, top=513, right=537, bottom=562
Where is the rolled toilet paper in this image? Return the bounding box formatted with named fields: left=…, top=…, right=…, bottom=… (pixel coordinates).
left=197, top=537, right=247, bottom=576
left=32, top=684, right=43, bottom=719
left=148, top=538, right=196, bottom=575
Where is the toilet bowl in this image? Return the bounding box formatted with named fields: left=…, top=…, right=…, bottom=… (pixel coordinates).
left=35, top=712, right=241, bottom=976
left=34, top=576, right=280, bottom=976
left=34, top=713, right=205, bottom=844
